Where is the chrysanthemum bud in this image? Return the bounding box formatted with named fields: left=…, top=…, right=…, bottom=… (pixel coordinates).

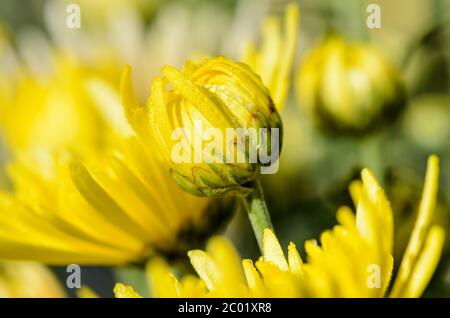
left=145, top=57, right=282, bottom=196
left=297, top=37, right=406, bottom=133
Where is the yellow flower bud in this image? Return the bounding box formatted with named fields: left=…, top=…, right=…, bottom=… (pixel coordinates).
left=121, top=56, right=282, bottom=197
left=297, top=37, right=406, bottom=132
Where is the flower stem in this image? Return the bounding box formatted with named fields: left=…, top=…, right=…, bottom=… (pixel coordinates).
left=241, top=180, right=274, bottom=252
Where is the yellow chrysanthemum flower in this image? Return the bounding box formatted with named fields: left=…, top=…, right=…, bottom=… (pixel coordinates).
left=0, top=135, right=223, bottom=265
left=115, top=155, right=444, bottom=297
left=243, top=3, right=299, bottom=111
left=121, top=56, right=282, bottom=249
left=0, top=261, right=65, bottom=298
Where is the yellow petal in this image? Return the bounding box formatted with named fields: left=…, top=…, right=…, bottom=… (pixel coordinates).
left=263, top=229, right=288, bottom=271
left=390, top=155, right=440, bottom=297
left=113, top=283, right=142, bottom=298
left=70, top=161, right=149, bottom=241
left=349, top=179, right=363, bottom=207
left=288, top=242, right=303, bottom=274
left=180, top=275, right=207, bottom=297
left=161, top=65, right=233, bottom=129
left=395, top=226, right=445, bottom=298
left=271, top=3, right=299, bottom=110
left=86, top=77, right=133, bottom=136
left=188, top=250, right=222, bottom=292
left=146, top=258, right=181, bottom=298
left=336, top=206, right=356, bottom=229
left=242, top=259, right=263, bottom=292
left=207, top=236, right=245, bottom=286
left=120, top=65, right=141, bottom=127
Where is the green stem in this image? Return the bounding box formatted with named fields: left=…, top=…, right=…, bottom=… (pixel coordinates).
left=240, top=180, right=274, bottom=252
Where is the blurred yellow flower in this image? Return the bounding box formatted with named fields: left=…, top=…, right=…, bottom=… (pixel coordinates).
left=115, top=155, right=444, bottom=297
left=297, top=37, right=405, bottom=132
left=243, top=3, right=299, bottom=111
left=0, top=55, right=126, bottom=158
left=0, top=136, right=219, bottom=265
left=0, top=261, right=65, bottom=298
left=121, top=56, right=282, bottom=197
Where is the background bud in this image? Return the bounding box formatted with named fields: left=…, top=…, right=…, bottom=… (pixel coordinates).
left=297, top=37, right=406, bottom=133
left=147, top=57, right=282, bottom=196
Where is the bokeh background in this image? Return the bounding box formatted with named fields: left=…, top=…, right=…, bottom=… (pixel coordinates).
left=0, top=0, right=449, bottom=297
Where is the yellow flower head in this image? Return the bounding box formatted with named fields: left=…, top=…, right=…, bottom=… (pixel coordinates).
left=243, top=3, right=299, bottom=111
left=117, top=155, right=444, bottom=297
left=0, top=43, right=226, bottom=265
left=296, top=37, right=406, bottom=132
left=121, top=56, right=282, bottom=197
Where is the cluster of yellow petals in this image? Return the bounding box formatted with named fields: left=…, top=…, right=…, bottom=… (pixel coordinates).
left=115, top=156, right=444, bottom=298
left=0, top=138, right=210, bottom=265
